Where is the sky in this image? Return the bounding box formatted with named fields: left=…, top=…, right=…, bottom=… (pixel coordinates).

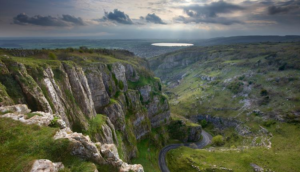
left=0, top=0, right=300, bottom=39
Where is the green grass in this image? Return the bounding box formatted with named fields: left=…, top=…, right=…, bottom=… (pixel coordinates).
left=116, top=131, right=125, bottom=160
left=128, top=76, right=155, bottom=89
left=131, top=139, right=161, bottom=172
left=25, top=113, right=42, bottom=119
left=166, top=123, right=300, bottom=172
left=0, top=118, right=96, bottom=172
left=84, top=114, right=107, bottom=141
left=171, top=114, right=200, bottom=127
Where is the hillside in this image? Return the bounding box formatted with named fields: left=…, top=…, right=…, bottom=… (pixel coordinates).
left=0, top=48, right=170, bottom=172
left=150, top=42, right=300, bottom=171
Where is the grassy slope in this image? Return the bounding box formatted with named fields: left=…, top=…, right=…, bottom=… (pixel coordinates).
left=167, top=122, right=300, bottom=172
left=0, top=118, right=96, bottom=172
left=131, top=139, right=161, bottom=172
left=154, top=43, right=300, bottom=121
left=151, top=42, right=300, bottom=171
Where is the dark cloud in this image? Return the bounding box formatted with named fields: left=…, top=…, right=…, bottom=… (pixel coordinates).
left=62, top=15, right=85, bottom=25
left=174, top=15, right=242, bottom=25
left=174, top=1, right=244, bottom=25
left=171, top=0, right=208, bottom=3
left=268, top=2, right=299, bottom=15
left=144, top=13, right=166, bottom=24
left=102, top=9, right=133, bottom=25
left=13, top=13, right=85, bottom=27
left=182, top=1, right=244, bottom=18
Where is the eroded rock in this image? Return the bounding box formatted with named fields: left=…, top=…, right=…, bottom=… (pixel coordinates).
left=30, top=159, right=64, bottom=172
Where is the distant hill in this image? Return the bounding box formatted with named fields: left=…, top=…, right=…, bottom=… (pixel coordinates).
left=193, top=35, right=300, bottom=46
left=0, top=36, right=299, bottom=58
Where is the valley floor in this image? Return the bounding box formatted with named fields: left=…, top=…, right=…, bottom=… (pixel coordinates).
left=166, top=122, right=300, bottom=172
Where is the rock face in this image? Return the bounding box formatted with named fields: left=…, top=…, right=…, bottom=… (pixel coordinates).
left=103, top=102, right=126, bottom=132
left=12, top=63, right=53, bottom=113
left=146, top=95, right=170, bottom=127
left=114, top=63, right=128, bottom=91
left=193, top=115, right=251, bottom=136
left=30, top=159, right=64, bottom=172
left=62, top=63, right=96, bottom=119
left=42, top=67, right=70, bottom=127
left=194, top=115, right=239, bottom=130
left=85, top=66, right=110, bottom=113
left=125, top=64, right=139, bottom=82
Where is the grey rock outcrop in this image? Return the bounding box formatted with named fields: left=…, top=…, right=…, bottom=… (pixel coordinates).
left=187, top=125, right=202, bottom=142
left=139, top=85, right=151, bottom=103
left=125, top=64, right=139, bottom=82
left=54, top=127, right=106, bottom=164
left=194, top=115, right=239, bottom=130
left=0, top=104, right=66, bottom=128
left=30, top=159, right=64, bottom=172
left=0, top=104, right=30, bottom=114
left=54, top=127, right=144, bottom=172
left=250, top=163, right=264, bottom=172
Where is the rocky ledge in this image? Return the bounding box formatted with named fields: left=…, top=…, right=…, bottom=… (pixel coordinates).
left=0, top=104, right=144, bottom=172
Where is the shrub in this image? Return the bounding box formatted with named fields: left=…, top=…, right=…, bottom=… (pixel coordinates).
left=168, top=120, right=188, bottom=141
left=199, top=119, right=208, bottom=128
left=212, top=135, right=224, bottom=146
left=263, top=120, right=276, bottom=127
left=48, top=52, right=57, bottom=60
left=260, top=89, right=268, bottom=96
left=278, top=63, right=287, bottom=71
left=118, top=80, right=124, bottom=90
left=49, top=116, right=60, bottom=128
left=228, top=81, right=244, bottom=94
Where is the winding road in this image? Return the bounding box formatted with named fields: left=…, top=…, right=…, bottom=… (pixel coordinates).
left=159, top=130, right=212, bottom=172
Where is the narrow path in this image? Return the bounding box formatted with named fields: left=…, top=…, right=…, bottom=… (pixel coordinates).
left=158, top=130, right=212, bottom=172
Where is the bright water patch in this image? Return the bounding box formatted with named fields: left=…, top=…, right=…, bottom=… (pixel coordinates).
left=151, top=43, right=194, bottom=47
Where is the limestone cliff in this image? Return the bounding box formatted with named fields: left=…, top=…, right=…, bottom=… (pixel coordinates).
left=0, top=49, right=170, bottom=167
